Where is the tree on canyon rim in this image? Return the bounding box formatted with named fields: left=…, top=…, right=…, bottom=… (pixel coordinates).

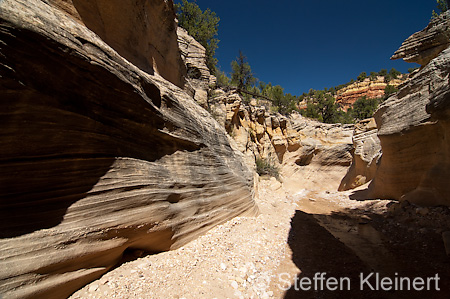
left=230, top=50, right=256, bottom=92
left=433, top=0, right=449, bottom=18
left=175, top=0, right=220, bottom=73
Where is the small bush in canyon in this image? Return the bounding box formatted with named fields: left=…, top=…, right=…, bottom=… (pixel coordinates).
left=255, top=157, right=280, bottom=179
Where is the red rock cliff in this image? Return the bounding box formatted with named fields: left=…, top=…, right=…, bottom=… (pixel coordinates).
left=336, top=77, right=405, bottom=111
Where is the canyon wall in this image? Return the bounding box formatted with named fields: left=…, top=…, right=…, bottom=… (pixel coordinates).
left=175, top=30, right=355, bottom=193
left=48, top=0, right=187, bottom=87
left=345, top=12, right=450, bottom=206
left=339, top=118, right=381, bottom=191
left=0, top=1, right=257, bottom=298
left=177, top=27, right=214, bottom=107
left=336, top=76, right=406, bottom=111
left=391, top=11, right=450, bottom=66
left=207, top=90, right=354, bottom=192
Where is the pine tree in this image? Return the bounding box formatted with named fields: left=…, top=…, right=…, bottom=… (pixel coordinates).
left=437, top=0, right=449, bottom=13
left=352, top=96, right=379, bottom=120
left=230, top=51, right=256, bottom=91
left=175, top=0, right=220, bottom=73
left=357, top=72, right=367, bottom=81
left=432, top=0, right=449, bottom=18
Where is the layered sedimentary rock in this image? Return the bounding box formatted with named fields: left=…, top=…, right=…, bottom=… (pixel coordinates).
left=48, top=0, right=186, bottom=87
left=360, top=16, right=450, bottom=206
left=339, top=118, right=381, bottom=191
left=177, top=27, right=213, bottom=107
left=208, top=90, right=354, bottom=191
left=284, top=115, right=354, bottom=191
left=0, top=1, right=257, bottom=298
left=391, top=11, right=450, bottom=66
left=336, top=77, right=405, bottom=111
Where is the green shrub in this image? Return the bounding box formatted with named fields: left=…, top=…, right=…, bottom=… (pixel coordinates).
left=351, top=96, right=379, bottom=120
left=255, top=157, right=280, bottom=179
left=357, top=72, right=367, bottom=81
left=175, top=0, right=220, bottom=73
left=383, top=84, right=398, bottom=101
left=432, top=0, right=448, bottom=19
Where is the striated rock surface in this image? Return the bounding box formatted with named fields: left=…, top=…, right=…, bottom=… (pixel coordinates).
left=339, top=118, right=381, bottom=191
left=360, top=15, right=450, bottom=206
left=177, top=27, right=213, bottom=107
left=391, top=11, right=450, bottom=66
left=48, top=0, right=186, bottom=87
left=0, top=1, right=257, bottom=298
left=336, top=77, right=406, bottom=111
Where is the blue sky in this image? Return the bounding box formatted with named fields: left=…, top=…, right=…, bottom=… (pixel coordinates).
left=175, top=0, right=436, bottom=95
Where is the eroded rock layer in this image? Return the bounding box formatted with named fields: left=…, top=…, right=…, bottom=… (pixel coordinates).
left=391, top=11, right=450, bottom=66
left=0, top=1, right=257, bottom=298
left=363, top=16, right=450, bottom=206
left=336, top=77, right=406, bottom=111
left=339, top=118, right=381, bottom=191
left=208, top=89, right=354, bottom=192
left=177, top=27, right=213, bottom=107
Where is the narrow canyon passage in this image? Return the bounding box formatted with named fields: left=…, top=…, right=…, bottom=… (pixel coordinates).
left=70, top=179, right=450, bottom=299
left=3, top=1, right=450, bottom=298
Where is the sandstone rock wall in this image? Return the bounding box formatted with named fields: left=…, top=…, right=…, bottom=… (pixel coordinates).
left=339, top=118, right=381, bottom=191
left=350, top=15, right=450, bottom=206
left=391, top=11, right=450, bottom=66
left=368, top=46, right=450, bottom=206
left=0, top=1, right=257, bottom=298
left=48, top=0, right=186, bottom=87
left=284, top=115, right=354, bottom=191
left=336, top=77, right=405, bottom=111
left=177, top=27, right=213, bottom=107
left=208, top=90, right=354, bottom=192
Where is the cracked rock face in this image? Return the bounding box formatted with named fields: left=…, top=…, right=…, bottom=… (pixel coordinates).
left=0, top=0, right=257, bottom=298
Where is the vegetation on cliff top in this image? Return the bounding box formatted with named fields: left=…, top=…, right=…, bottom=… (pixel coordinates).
left=230, top=51, right=256, bottom=91
left=432, top=0, right=449, bottom=19
left=176, top=0, right=405, bottom=124
left=221, top=49, right=404, bottom=123
left=175, top=0, right=220, bottom=73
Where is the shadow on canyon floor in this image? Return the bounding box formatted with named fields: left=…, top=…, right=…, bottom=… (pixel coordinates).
left=283, top=207, right=450, bottom=299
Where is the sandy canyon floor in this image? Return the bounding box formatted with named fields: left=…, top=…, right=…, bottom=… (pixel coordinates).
left=70, top=178, right=450, bottom=299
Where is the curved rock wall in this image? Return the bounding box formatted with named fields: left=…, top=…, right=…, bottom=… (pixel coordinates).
left=49, top=0, right=186, bottom=87
left=0, top=1, right=257, bottom=298
left=339, top=118, right=381, bottom=191
left=353, top=15, right=450, bottom=206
